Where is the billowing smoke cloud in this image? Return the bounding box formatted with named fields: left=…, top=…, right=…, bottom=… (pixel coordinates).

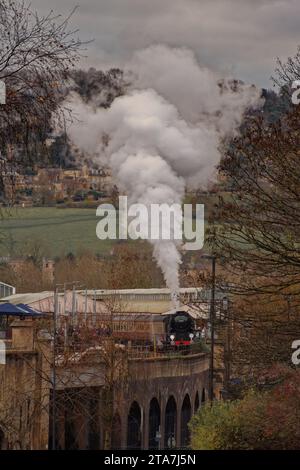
left=65, top=45, right=263, bottom=306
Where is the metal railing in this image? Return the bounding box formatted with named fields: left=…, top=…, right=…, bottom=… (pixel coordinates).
left=54, top=336, right=207, bottom=362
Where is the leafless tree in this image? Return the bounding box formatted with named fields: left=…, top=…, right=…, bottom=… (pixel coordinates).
left=273, top=45, right=300, bottom=87
left=209, top=105, right=300, bottom=297
left=0, top=0, right=84, bottom=200
left=204, top=99, right=300, bottom=385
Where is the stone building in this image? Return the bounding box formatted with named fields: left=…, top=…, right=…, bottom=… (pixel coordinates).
left=0, top=318, right=51, bottom=449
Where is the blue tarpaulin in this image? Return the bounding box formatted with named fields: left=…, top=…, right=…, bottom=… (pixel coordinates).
left=0, top=303, right=44, bottom=317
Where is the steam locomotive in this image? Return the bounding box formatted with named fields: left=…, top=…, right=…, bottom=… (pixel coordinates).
left=165, top=310, right=196, bottom=347
left=109, top=310, right=198, bottom=348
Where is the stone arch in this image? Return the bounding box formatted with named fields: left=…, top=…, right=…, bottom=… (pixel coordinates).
left=180, top=394, right=192, bottom=447
left=111, top=413, right=122, bottom=450
left=64, top=396, right=78, bottom=450
left=87, top=389, right=100, bottom=449
left=148, top=397, right=161, bottom=449
left=164, top=396, right=177, bottom=449
left=194, top=391, right=200, bottom=412
left=127, top=401, right=142, bottom=449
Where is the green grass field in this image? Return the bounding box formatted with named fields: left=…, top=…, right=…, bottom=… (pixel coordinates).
left=0, top=196, right=224, bottom=258
left=0, top=207, right=117, bottom=258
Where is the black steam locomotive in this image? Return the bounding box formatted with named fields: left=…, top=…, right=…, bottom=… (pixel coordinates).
left=165, top=311, right=196, bottom=347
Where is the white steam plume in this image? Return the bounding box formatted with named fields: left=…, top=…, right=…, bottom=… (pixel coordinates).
left=65, top=45, right=263, bottom=307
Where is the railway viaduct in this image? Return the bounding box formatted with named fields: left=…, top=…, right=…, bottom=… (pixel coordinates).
left=115, top=352, right=209, bottom=450
left=54, top=350, right=209, bottom=450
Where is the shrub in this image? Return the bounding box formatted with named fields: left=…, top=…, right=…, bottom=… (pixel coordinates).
left=190, top=369, right=300, bottom=450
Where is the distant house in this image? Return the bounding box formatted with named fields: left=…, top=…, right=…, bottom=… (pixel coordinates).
left=0, top=282, right=15, bottom=299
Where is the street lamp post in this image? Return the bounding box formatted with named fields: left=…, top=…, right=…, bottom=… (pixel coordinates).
left=199, top=254, right=216, bottom=403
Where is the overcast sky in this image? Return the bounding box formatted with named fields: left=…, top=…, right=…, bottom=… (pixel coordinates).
left=30, top=0, right=300, bottom=88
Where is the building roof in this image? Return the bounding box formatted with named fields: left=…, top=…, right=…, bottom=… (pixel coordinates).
left=0, top=291, right=54, bottom=305
left=83, top=287, right=201, bottom=296
left=1, top=288, right=226, bottom=317
left=79, top=287, right=225, bottom=314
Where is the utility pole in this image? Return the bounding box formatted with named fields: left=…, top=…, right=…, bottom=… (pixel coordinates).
left=51, top=281, right=82, bottom=449
left=52, top=287, right=58, bottom=450
left=209, top=256, right=216, bottom=403
left=222, top=297, right=230, bottom=394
